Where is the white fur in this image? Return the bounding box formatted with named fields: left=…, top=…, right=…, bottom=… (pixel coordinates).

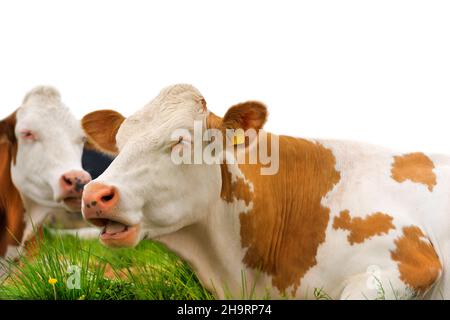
left=10, top=86, right=88, bottom=244
left=92, top=85, right=219, bottom=242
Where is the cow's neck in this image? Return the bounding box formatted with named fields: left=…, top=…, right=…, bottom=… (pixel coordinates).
left=158, top=135, right=342, bottom=298
left=156, top=196, right=245, bottom=298
left=20, top=194, right=60, bottom=244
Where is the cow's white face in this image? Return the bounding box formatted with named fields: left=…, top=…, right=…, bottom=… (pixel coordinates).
left=82, top=85, right=221, bottom=247
left=82, top=84, right=267, bottom=248
left=8, top=86, right=91, bottom=212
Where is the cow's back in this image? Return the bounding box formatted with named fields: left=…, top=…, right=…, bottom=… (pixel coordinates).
left=301, top=139, right=446, bottom=299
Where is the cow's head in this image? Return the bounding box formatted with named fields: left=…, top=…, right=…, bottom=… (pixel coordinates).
left=81, top=84, right=267, bottom=247
left=0, top=86, right=91, bottom=212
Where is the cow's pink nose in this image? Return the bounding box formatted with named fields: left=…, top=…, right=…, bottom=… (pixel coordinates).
left=82, top=183, right=119, bottom=221
left=60, top=170, right=92, bottom=196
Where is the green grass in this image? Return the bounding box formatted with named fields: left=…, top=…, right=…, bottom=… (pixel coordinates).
left=0, top=229, right=213, bottom=300
left=2, top=230, right=424, bottom=300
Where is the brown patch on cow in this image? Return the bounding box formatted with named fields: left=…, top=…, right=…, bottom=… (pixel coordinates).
left=333, top=210, right=395, bottom=245
left=220, top=164, right=252, bottom=206
left=0, top=111, right=25, bottom=257
left=391, top=152, right=437, bottom=191
left=391, top=226, right=442, bottom=294
left=0, top=112, right=18, bottom=163
left=221, top=135, right=341, bottom=295
left=81, top=109, right=126, bottom=156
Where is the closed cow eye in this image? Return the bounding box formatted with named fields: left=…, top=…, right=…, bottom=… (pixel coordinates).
left=170, top=135, right=192, bottom=153
left=182, top=136, right=193, bottom=146
left=19, top=130, right=37, bottom=141
left=175, top=135, right=192, bottom=146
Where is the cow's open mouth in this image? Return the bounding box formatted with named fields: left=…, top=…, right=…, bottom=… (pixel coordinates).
left=100, top=220, right=132, bottom=240
left=87, top=217, right=139, bottom=246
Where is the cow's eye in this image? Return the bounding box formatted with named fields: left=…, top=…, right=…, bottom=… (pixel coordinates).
left=170, top=135, right=191, bottom=151
left=19, top=130, right=37, bottom=141
left=178, top=136, right=192, bottom=146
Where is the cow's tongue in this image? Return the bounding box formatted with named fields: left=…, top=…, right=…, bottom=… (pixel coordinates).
left=104, top=221, right=127, bottom=235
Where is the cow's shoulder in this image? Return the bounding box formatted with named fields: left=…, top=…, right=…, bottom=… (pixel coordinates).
left=234, top=136, right=342, bottom=296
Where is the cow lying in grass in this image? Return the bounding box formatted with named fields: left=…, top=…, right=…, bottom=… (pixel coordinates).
left=0, top=86, right=92, bottom=262
left=81, top=84, right=448, bottom=299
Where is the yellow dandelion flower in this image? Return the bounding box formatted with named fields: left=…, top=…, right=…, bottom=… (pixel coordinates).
left=48, top=278, right=58, bottom=285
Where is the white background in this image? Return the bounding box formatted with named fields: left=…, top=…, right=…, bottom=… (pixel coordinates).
left=1, top=0, right=449, bottom=153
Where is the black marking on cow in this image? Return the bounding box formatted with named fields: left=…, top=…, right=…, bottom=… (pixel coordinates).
left=82, top=147, right=114, bottom=179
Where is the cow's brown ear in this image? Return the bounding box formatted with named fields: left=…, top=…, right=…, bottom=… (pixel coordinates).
left=0, top=112, right=17, bottom=145
left=81, top=110, right=125, bottom=156
left=222, top=101, right=268, bottom=131
left=206, top=112, right=223, bottom=129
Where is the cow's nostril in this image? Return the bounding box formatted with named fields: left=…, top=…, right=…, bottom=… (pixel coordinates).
left=83, top=184, right=118, bottom=211
left=63, top=176, right=73, bottom=186
left=101, top=192, right=115, bottom=203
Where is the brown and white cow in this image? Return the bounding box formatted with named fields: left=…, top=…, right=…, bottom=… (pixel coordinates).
left=0, top=86, right=91, bottom=262
left=81, top=84, right=448, bottom=299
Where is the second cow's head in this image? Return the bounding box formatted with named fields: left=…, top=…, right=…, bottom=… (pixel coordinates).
left=81, top=84, right=267, bottom=247
left=0, top=86, right=91, bottom=212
